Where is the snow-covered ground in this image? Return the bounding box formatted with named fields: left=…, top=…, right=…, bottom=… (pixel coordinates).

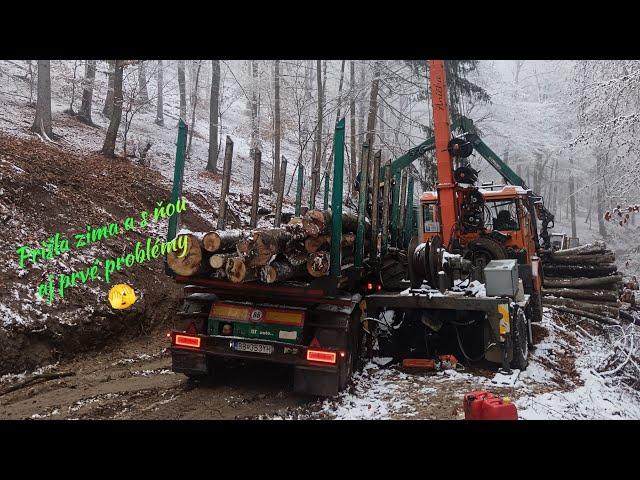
left=268, top=309, right=640, bottom=420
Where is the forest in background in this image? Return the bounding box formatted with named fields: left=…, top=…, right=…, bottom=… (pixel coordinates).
left=1, top=59, right=639, bottom=263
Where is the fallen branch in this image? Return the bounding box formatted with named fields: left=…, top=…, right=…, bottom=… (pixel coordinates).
left=0, top=371, right=75, bottom=397
left=545, top=305, right=620, bottom=326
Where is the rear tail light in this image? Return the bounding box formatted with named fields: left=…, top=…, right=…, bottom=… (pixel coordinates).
left=174, top=334, right=201, bottom=348
left=307, top=349, right=337, bottom=364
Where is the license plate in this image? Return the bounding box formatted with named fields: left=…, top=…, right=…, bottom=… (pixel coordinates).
left=233, top=341, right=274, bottom=355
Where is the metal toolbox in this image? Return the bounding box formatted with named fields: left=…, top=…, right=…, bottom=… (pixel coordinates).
left=484, top=259, right=519, bottom=297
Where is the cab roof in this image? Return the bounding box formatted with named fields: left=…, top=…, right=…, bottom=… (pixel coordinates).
left=420, top=185, right=529, bottom=202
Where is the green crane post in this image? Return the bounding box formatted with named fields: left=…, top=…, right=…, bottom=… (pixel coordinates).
left=329, top=118, right=345, bottom=278
left=354, top=143, right=370, bottom=267
left=390, top=171, right=401, bottom=247
left=403, top=176, right=414, bottom=248
left=167, top=119, right=187, bottom=242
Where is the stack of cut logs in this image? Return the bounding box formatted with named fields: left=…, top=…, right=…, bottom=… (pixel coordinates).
left=166, top=209, right=367, bottom=284
left=541, top=240, right=629, bottom=323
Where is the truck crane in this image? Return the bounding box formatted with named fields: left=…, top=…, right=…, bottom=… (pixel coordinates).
left=165, top=60, right=537, bottom=398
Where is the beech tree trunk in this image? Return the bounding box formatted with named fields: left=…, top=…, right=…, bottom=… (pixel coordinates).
left=31, top=60, right=53, bottom=138
left=543, top=274, right=623, bottom=289
left=155, top=60, right=164, bottom=126
left=166, top=234, right=209, bottom=276
left=103, top=61, right=114, bottom=117
left=260, top=260, right=306, bottom=284
left=310, top=60, right=323, bottom=208
left=202, top=229, right=244, bottom=253
left=542, top=287, right=619, bottom=302
left=272, top=60, right=281, bottom=192
left=101, top=60, right=124, bottom=157
left=226, top=257, right=256, bottom=283
left=178, top=60, right=187, bottom=121
left=138, top=61, right=149, bottom=104
left=546, top=253, right=615, bottom=265
left=78, top=60, right=96, bottom=125
left=542, top=264, right=618, bottom=278
left=349, top=60, right=357, bottom=197
left=206, top=60, right=220, bottom=173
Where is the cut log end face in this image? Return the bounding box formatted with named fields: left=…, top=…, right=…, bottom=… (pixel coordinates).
left=166, top=234, right=202, bottom=276
left=203, top=232, right=221, bottom=253
left=307, top=251, right=329, bottom=277
left=225, top=257, right=247, bottom=283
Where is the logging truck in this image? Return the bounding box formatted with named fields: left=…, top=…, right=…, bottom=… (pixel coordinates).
left=163, top=60, right=556, bottom=396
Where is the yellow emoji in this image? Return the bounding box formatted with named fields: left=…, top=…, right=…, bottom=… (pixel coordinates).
left=108, top=284, right=137, bottom=309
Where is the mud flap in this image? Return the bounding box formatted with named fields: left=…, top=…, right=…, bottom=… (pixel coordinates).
left=172, top=350, right=208, bottom=375
left=293, top=365, right=340, bottom=397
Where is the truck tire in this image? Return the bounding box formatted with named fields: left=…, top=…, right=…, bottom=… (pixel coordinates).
left=510, top=308, right=529, bottom=370
left=529, top=291, right=543, bottom=323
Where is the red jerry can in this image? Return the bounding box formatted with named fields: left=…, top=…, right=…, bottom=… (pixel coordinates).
left=463, top=391, right=519, bottom=420
left=463, top=391, right=492, bottom=420
left=481, top=396, right=518, bottom=420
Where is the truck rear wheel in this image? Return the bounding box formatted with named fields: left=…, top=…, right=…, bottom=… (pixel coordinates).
left=338, top=312, right=364, bottom=391
left=510, top=308, right=529, bottom=370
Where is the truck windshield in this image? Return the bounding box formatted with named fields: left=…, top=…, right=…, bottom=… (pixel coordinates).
left=422, top=203, right=440, bottom=233
left=485, top=199, right=520, bottom=231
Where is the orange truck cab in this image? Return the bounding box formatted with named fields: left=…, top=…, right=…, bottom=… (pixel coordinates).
left=419, top=185, right=543, bottom=295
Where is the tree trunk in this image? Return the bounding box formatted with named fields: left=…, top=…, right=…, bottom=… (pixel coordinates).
left=365, top=61, right=381, bottom=162
left=542, top=264, right=618, bottom=278
left=569, top=158, right=577, bottom=238
left=155, top=60, right=164, bottom=126
left=250, top=149, right=261, bottom=228
left=225, top=257, right=256, bottom=283
left=202, top=229, right=244, bottom=253
left=542, top=287, right=619, bottom=302
left=138, top=61, right=149, bottom=104
left=543, top=274, right=623, bottom=289
left=542, top=296, right=619, bottom=317
left=349, top=61, right=357, bottom=198
left=546, top=253, right=615, bottom=265
left=250, top=60, right=259, bottom=151
left=304, top=232, right=355, bottom=253
left=325, top=60, right=346, bottom=199
left=166, top=234, right=209, bottom=276
left=101, top=60, right=124, bottom=157
left=357, top=62, right=366, bottom=166
left=205, top=60, right=221, bottom=172
left=596, top=149, right=608, bottom=238
left=209, top=252, right=236, bottom=269
left=178, top=60, right=187, bottom=121
left=78, top=60, right=96, bottom=125
left=552, top=240, right=607, bottom=256
left=310, top=60, right=323, bottom=208
left=307, top=251, right=330, bottom=277
left=260, top=260, right=306, bottom=284
left=31, top=60, right=53, bottom=138
left=187, top=60, right=202, bottom=157
left=217, top=136, right=234, bottom=229
left=272, top=60, right=281, bottom=193
left=545, top=305, right=619, bottom=326
left=103, top=61, right=114, bottom=117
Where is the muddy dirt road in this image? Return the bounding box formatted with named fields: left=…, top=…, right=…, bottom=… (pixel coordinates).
left=0, top=330, right=314, bottom=420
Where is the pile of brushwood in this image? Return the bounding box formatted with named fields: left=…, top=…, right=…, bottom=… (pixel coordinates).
left=541, top=240, right=637, bottom=325
left=166, top=209, right=369, bottom=284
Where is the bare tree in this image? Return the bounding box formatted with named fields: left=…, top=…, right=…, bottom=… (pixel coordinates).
left=206, top=60, right=221, bottom=173
left=103, top=61, right=114, bottom=117
left=177, top=60, right=187, bottom=121
left=155, top=60, right=164, bottom=126
left=101, top=60, right=124, bottom=157
left=31, top=60, right=54, bottom=139
left=186, top=61, right=203, bottom=157
left=138, top=61, right=149, bottom=104
left=78, top=60, right=96, bottom=125
left=310, top=60, right=323, bottom=208
left=250, top=60, right=260, bottom=151
left=272, top=60, right=281, bottom=192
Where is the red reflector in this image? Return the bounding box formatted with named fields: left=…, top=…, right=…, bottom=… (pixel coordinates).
left=377, top=284, right=382, bottom=291
left=403, top=358, right=436, bottom=370
left=307, top=349, right=337, bottom=364
left=175, top=334, right=201, bottom=348
left=367, top=282, right=373, bottom=290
